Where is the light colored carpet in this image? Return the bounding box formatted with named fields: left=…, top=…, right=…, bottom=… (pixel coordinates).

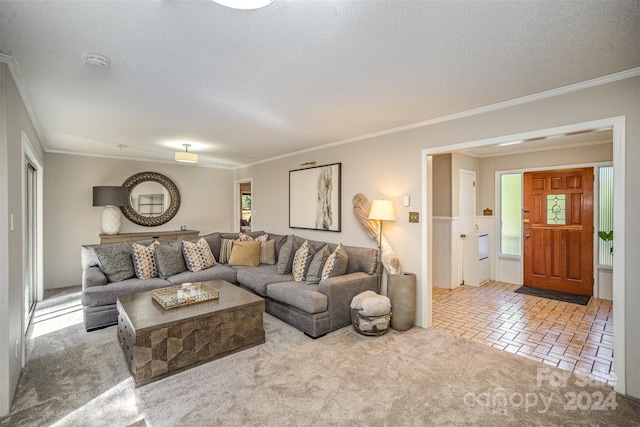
left=1, top=288, right=639, bottom=426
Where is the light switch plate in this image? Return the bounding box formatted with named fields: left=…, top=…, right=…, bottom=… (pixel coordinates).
left=409, top=212, right=419, bottom=223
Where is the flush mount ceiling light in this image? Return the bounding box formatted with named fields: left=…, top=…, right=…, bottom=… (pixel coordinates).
left=211, top=0, right=274, bottom=10
left=175, top=144, right=198, bottom=163
left=85, top=53, right=111, bottom=70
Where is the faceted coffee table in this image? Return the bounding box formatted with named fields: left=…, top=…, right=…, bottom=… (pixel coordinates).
left=116, top=279, right=265, bottom=387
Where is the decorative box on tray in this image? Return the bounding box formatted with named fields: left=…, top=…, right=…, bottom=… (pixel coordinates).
left=152, top=282, right=219, bottom=309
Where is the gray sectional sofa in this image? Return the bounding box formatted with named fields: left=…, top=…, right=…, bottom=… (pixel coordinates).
left=81, top=231, right=378, bottom=338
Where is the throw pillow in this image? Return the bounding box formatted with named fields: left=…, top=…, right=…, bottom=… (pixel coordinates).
left=155, top=240, right=188, bottom=279
left=131, top=241, right=160, bottom=279
left=94, top=242, right=136, bottom=283
left=238, top=232, right=269, bottom=243
left=276, top=235, right=299, bottom=275
left=183, top=237, right=217, bottom=272
left=228, top=240, right=261, bottom=267
left=219, top=238, right=235, bottom=264
left=306, top=244, right=331, bottom=284
left=321, top=243, right=349, bottom=280
left=259, top=239, right=276, bottom=265
left=291, top=240, right=316, bottom=282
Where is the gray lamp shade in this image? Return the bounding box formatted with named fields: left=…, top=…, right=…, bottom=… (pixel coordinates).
left=93, top=186, right=129, bottom=207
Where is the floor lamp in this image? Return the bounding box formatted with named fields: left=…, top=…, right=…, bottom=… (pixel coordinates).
left=368, top=199, right=395, bottom=293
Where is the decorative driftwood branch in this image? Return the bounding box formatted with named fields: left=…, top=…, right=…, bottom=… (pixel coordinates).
left=352, top=193, right=401, bottom=274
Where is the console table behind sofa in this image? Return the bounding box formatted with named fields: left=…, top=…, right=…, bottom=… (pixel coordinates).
left=100, top=230, right=199, bottom=244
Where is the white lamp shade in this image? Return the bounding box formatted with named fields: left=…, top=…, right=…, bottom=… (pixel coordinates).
left=212, top=0, right=274, bottom=10
left=175, top=151, right=198, bottom=163
left=368, top=199, right=395, bottom=221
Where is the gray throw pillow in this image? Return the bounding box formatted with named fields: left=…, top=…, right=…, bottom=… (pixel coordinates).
left=155, top=241, right=187, bottom=279
left=306, top=244, right=331, bottom=284
left=94, top=242, right=136, bottom=283
left=276, top=235, right=299, bottom=275
left=321, top=243, right=349, bottom=280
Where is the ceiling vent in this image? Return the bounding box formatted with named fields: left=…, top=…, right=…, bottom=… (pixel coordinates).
left=85, top=53, right=111, bottom=70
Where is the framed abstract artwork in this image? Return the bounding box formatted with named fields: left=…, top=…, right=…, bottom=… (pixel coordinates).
left=289, top=163, right=341, bottom=232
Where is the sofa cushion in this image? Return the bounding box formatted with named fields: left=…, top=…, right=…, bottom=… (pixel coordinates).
left=259, top=239, right=276, bottom=265
left=234, top=264, right=293, bottom=296
left=277, top=235, right=299, bottom=275
left=183, top=238, right=216, bottom=272
left=229, top=240, right=261, bottom=267
left=292, top=240, right=315, bottom=282
left=219, top=238, right=235, bottom=263
left=306, top=244, right=331, bottom=284
left=167, top=263, right=238, bottom=285
left=267, top=282, right=328, bottom=314
left=132, top=241, right=160, bottom=279
left=322, top=243, right=349, bottom=279
left=81, top=276, right=170, bottom=307
left=94, top=242, right=136, bottom=283
left=155, top=241, right=188, bottom=279
left=200, top=232, right=222, bottom=261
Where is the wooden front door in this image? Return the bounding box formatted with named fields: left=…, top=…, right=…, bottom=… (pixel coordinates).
left=523, top=168, right=594, bottom=296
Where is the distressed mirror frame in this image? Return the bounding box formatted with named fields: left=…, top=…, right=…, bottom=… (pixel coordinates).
left=120, top=172, right=181, bottom=226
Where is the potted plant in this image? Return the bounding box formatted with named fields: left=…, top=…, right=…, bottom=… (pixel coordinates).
left=598, top=230, right=613, bottom=255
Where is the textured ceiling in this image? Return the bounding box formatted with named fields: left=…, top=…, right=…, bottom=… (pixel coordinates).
left=0, top=0, right=638, bottom=168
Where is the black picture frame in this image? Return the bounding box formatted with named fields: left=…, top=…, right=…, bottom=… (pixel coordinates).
left=289, top=163, right=341, bottom=232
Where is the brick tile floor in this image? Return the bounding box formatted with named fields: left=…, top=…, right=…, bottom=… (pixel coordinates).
left=432, top=281, right=615, bottom=385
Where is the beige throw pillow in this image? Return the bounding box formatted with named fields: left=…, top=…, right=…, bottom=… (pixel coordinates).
left=228, top=240, right=261, bottom=267
left=259, top=239, right=276, bottom=265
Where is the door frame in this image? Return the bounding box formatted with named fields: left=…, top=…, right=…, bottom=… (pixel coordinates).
left=21, top=132, right=43, bottom=366
left=422, top=116, right=626, bottom=394
left=234, top=178, right=253, bottom=233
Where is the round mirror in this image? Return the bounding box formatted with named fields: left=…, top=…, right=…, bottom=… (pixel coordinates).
left=120, top=172, right=181, bottom=226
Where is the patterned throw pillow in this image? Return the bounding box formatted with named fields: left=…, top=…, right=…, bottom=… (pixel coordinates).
left=94, top=242, right=136, bottom=283
left=291, top=240, right=316, bottom=282
left=259, top=239, right=276, bottom=265
left=219, top=238, right=235, bottom=264
left=306, top=244, right=331, bottom=284
left=321, top=243, right=349, bottom=280
left=183, top=237, right=216, bottom=272
left=154, top=240, right=187, bottom=279
left=131, top=241, right=160, bottom=279
left=238, top=232, right=269, bottom=243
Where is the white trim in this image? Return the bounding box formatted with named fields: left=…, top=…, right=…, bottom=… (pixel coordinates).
left=46, top=149, right=234, bottom=170
left=611, top=116, right=625, bottom=394
left=0, top=56, right=10, bottom=417
left=237, top=68, right=640, bottom=169
left=421, top=116, right=626, bottom=395
left=21, top=133, right=44, bottom=303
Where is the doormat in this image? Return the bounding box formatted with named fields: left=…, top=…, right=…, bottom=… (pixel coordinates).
left=514, top=286, right=591, bottom=306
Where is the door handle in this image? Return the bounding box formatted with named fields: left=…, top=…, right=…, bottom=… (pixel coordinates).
left=525, top=234, right=530, bottom=239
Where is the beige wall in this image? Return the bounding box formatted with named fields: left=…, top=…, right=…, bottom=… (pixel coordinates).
left=236, top=76, right=640, bottom=398
left=43, top=153, right=235, bottom=289
left=0, top=63, right=45, bottom=415
left=431, top=154, right=451, bottom=217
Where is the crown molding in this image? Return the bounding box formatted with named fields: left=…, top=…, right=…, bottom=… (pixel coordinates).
left=0, top=53, right=46, bottom=150
left=236, top=67, right=640, bottom=169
